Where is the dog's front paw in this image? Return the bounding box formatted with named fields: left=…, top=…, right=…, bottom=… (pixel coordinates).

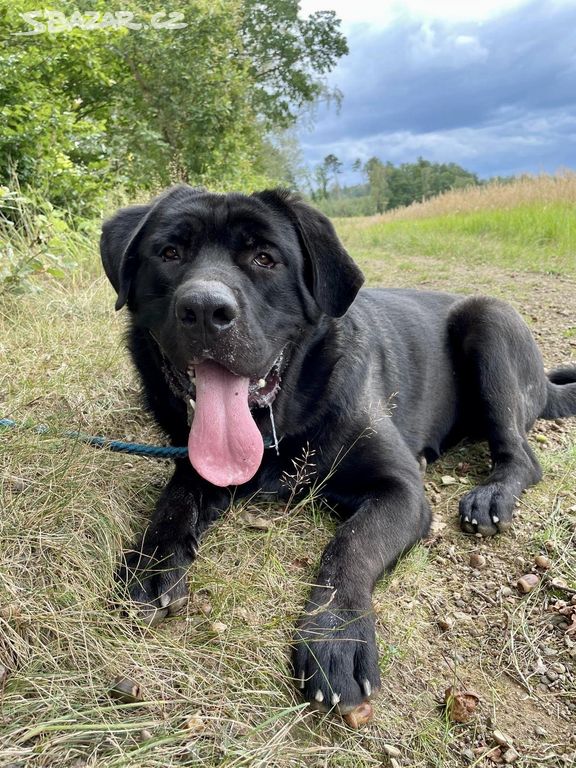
left=292, top=592, right=381, bottom=714
left=459, top=482, right=515, bottom=537
left=116, top=540, right=192, bottom=626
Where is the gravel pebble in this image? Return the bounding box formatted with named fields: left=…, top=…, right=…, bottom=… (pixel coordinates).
left=517, top=573, right=540, bottom=593
left=534, top=554, right=551, bottom=569
left=469, top=553, right=486, bottom=569
left=503, top=747, right=520, bottom=764
left=383, top=744, right=402, bottom=758
left=437, top=617, right=453, bottom=631
left=493, top=730, right=514, bottom=748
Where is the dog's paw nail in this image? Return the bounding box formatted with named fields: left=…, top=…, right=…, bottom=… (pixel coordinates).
left=471, top=518, right=477, bottom=526
left=492, top=515, right=500, bottom=523
left=159, top=593, right=171, bottom=608
left=463, top=516, right=470, bottom=523
left=363, top=679, right=372, bottom=697
left=331, top=692, right=341, bottom=706
left=314, top=689, right=324, bottom=703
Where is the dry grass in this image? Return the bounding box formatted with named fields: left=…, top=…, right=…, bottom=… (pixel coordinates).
left=373, top=171, right=576, bottom=222
left=1, top=200, right=576, bottom=767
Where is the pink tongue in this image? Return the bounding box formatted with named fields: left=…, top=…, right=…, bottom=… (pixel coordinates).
left=188, top=360, right=264, bottom=487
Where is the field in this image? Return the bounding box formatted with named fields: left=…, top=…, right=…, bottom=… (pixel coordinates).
left=1, top=176, right=575, bottom=767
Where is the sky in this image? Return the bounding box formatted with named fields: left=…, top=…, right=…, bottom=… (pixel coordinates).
left=298, top=0, right=576, bottom=183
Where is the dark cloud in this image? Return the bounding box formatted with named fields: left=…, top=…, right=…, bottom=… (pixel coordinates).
left=301, top=1, right=576, bottom=178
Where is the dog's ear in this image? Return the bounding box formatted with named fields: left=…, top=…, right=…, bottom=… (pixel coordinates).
left=100, top=185, right=208, bottom=311
left=100, top=204, right=152, bottom=311
left=255, top=189, right=364, bottom=317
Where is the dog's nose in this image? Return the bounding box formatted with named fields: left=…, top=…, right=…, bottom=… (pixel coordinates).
left=175, top=281, right=239, bottom=338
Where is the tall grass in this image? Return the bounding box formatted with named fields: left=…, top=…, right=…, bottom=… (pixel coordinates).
left=375, top=170, right=576, bottom=221
left=336, top=172, right=576, bottom=276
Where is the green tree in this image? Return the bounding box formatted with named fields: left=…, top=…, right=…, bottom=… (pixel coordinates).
left=364, top=157, right=389, bottom=214
left=313, top=153, right=343, bottom=199
left=0, top=0, right=348, bottom=215
left=240, top=0, right=348, bottom=128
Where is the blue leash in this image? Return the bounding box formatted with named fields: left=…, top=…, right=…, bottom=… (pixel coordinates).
left=0, top=418, right=188, bottom=459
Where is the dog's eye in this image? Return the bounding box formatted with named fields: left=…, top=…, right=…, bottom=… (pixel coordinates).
left=253, top=252, right=275, bottom=269
left=161, top=246, right=180, bottom=262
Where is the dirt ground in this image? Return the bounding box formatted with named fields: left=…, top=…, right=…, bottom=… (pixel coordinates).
left=357, top=256, right=576, bottom=766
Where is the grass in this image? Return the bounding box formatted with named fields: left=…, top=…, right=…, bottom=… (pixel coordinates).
left=336, top=172, right=576, bottom=277
left=1, top=176, right=576, bottom=767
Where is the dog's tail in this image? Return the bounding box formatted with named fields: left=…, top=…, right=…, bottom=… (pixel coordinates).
left=540, top=365, right=576, bottom=419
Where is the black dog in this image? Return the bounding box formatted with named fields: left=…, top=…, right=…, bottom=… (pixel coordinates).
left=100, top=185, right=576, bottom=714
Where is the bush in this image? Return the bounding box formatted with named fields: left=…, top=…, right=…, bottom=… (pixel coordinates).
left=0, top=177, right=90, bottom=295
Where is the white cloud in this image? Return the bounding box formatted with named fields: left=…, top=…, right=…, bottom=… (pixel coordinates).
left=408, top=25, right=489, bottom=65
left=299, top=0, right=532, bottom=28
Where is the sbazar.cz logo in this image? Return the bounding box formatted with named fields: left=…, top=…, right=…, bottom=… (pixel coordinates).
left=14, top=10, right=187, bottom=35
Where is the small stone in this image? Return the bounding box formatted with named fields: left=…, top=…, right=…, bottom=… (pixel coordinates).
left=342, top=701, right=373, bottom=729
left=241, top=512, right=273, bottom=530
left=535, top=434, right=548, bottom=444
left=534, top=726, right=546, bottom=737
left=545, top=670, right=559, bottom=682
left=469, top=553, right=486, bottom=569
left=184, top=712, right=205, bottom=732
left=437, top=617, right=454, bottom=631
left=550, top=577, right=568, bottom=589
left=197, top=600, right=212, bottom=616
left=383, top=744, right=402, bottom=758
left=109, top=677, right=142, bottom=703
left=517, top=574, right=540, bottom=593
left=486, top=747, right=503, bottom=763
left=441, top=475, right=458, bottom=485
left=139, top=729, right=152, bottom=742
left=544, top=540, right=557, bottom=552
left=493, top=730, right=514, bottom=748
left=462, top=749, right=476, bottom=763
left=534, top=555, right=551, bottom=569
left=444, top=687, right=480, bottom=723
left=484, top=581, right=497, bottom=590
left=502, top=747, right=520, bottom=764
left=210, top=621, right=228, bottom=634
left=551, top=662, right=566, bottom=674
left=533, top=658, right=547, bottom=675
left=541, top=645, right=558, bottom=656
left=500, top=586, right=513, bottom=597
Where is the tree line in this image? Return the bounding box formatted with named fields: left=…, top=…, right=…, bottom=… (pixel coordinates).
left=310, top=155, right=481, bottom=216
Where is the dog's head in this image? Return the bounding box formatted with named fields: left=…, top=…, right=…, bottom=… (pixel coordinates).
left=100, top=185, right=364, bottom=486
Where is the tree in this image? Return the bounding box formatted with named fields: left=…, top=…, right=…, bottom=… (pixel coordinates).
left=364, top=157, right=389, bottom=214
left=313, top=154, right=343, bottom=199
left=240, top=0, right=348, bottom=128
left=0, top=0, right=348, bottom=215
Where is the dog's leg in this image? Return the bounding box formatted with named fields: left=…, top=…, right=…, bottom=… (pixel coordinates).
left=449, top=296, right=547, bottom=537
left=117, top=460, right=230, bottom=625
left=293, top=438, right=430, bottom=713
